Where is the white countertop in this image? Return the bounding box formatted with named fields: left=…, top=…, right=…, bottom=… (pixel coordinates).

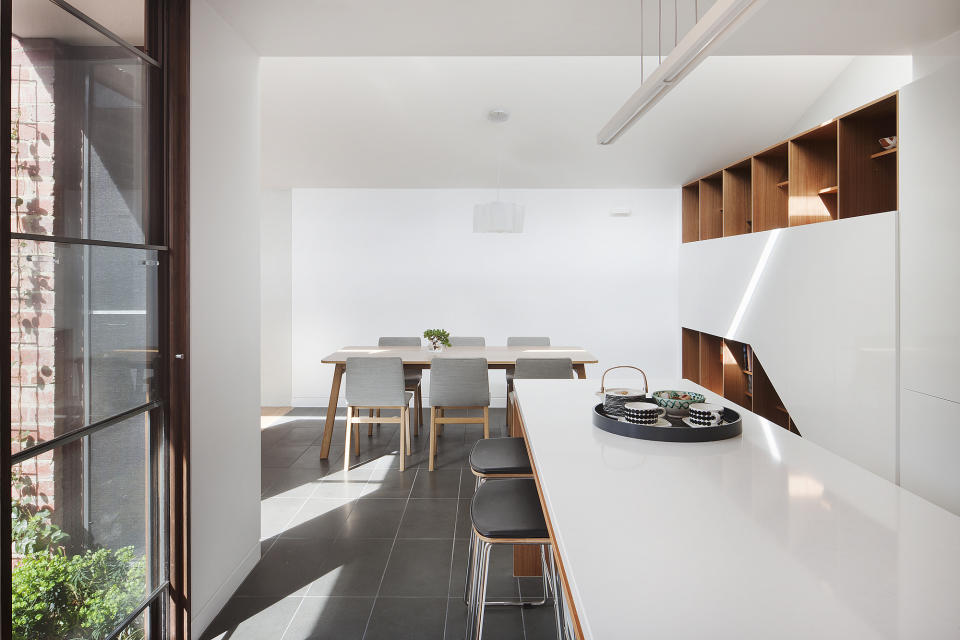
left=514, top=379, right=960, bottom=639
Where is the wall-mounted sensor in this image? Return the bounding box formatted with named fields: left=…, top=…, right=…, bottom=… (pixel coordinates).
left=609, top=208, right=632, bottom=217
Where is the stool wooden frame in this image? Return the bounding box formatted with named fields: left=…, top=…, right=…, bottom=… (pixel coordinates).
left=428, top=406, right=489, bottom=471
left=345, top=404, right=411, bottom=472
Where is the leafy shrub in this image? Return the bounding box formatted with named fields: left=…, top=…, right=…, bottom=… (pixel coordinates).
left=12, top=546, right=146, bottom=640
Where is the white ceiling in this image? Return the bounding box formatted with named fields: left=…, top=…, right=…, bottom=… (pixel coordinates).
left=210, top=0, right=960, bottom=57
left=12, top=0, right=144, bottom=46
left=260, top=55, right=856, bottom=188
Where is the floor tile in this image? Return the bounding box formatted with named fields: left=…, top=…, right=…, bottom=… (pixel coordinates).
left=290, top=445, right=345, bottom=474
left=454, top=500, right=472, bottom=540
left=398, top=499, right=458, bottom=539
left=236, top=538, right=329, bottom=597
left=261, top=467, right=323, bottom=499
left=451, top=542, right=518, bottom=599
left=339, top=498, right=407, bottom=539
left=261, top=496, right=308, bottom=540
left=282, top=497, right=354, bottom=540
left=458, top=469, right=476, bottom=499
left=282, top=596, right=374, bottom=640
left=364, top=596, right=447, bottom=640
left=306, top=538, right=393, bottom=596
left=263, top=444, right=312, bottom=468
left=443, top=597, right=526, bottom=640
left=278, top=425, right=327, bottom=446
left=360, top=467, right=418, bottom=499
left=410, top=469, right=462, bottom=499
left=199, top=596, right=301, bottom=640
left=448, top=538, right=469, bottom=598
left=380, top=539, right=454, bottom=597
left=521, top=600, right=562, bottom=640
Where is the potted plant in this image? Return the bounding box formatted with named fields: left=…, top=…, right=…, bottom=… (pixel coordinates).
left=423, top=329, right=451, bottom=352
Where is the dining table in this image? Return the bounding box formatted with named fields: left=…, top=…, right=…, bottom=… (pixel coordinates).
left=316, top=345, right=598, bottom=458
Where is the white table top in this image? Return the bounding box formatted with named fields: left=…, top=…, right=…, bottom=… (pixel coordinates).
left=514, top=378, right=960, bottom=639
left=321, top=345, right=598, bottom=365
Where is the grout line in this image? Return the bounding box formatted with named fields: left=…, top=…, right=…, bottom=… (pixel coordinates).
left=277, top=596, right=306, bottom=640
left=360, top=466, right=418, bottom=640
left=441, top=467, right=464, bottom=638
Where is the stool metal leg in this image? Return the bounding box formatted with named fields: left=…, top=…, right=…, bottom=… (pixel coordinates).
left=463, top=528, right=477, bottom=605
left=471, top=540, right=493, bottom=640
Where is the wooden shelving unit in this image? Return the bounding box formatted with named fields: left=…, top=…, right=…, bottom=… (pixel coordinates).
left=682, top=93, right=898, bottom=243
left=681, top=327, right=799, bottom=435
left=699, top=172, right=723, bottom=241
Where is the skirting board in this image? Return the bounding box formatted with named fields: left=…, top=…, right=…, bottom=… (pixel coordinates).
left=191, top=540, right=261, bottom=639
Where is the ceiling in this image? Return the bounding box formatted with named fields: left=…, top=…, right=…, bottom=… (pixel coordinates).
left=260, top=55, right=857, bottom=188
left=12, top=0, right=144, bottom=46
left=209, top=0, right=960, bottom=57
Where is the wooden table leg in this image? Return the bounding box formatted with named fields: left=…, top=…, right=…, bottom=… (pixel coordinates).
left=318, top=362, right=345, bottom=458
left=573, top=363, right=587, bottom=379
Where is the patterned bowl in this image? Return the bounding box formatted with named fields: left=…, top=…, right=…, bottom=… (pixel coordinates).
left=652, top=390, right=707, bottom=416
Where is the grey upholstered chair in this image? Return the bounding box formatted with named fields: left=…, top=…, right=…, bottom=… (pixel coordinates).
left=345, top=357, right=413, bottom=472
left=505, top=336, right=552, bottom=394
left=506, top=336, right=551, bottom=347
left=507, top=357, right=572, bottom=432
left=377, top=337, right=424, bottom=437
left=428, top=357, right=490, bottom=471
left=449, top=336, right=486, bottom=347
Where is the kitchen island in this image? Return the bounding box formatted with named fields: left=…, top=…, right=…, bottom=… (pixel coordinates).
left=513, top=378, right=960, bottom=639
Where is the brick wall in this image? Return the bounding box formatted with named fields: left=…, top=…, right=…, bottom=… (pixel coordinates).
left=11, top=37, right=57, bottom=518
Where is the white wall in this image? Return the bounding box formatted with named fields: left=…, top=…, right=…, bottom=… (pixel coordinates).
left=899, top=58, right=960, bottom=515
left=260, top=189, right=293, bottom=406
left=679, top=214, right=899, bottom=481
left=789, top=55, right=912, bottom=134
left=190, top=1, right=262, bottom=636
left=289, top=188, right=680, bottom=406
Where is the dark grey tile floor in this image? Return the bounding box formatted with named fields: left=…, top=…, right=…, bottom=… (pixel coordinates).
left=202, top=408, right=556, bottom=640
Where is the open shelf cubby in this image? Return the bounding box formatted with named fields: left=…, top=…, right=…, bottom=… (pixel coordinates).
left=681, top=327, right=799, bottom=435
left=682, top=93, right=897, bottom=243
left=699, top=172, right=723, bottom=241
left=723, top=160, right=752, bottom=237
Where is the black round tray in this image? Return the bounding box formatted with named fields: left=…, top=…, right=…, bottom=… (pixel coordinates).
left=592, top=402, right=742, bottom=443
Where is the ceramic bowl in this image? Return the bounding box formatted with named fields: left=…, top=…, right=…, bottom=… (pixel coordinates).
left=651, top=390, right=706, bottom=416
left=878, top=136, right=897, bottom=150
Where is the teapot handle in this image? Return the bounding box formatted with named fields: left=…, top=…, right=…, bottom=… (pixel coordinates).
left=599, top=365, right=649, bottom=395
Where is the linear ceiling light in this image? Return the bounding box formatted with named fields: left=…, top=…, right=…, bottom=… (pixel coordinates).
left=597, top=0, right=764, bottom=145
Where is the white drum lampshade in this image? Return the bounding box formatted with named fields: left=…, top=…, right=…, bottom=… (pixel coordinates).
left=473, top=201, right=525, bottom=233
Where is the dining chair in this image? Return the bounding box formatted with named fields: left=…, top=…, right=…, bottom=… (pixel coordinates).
left=344, top=357, right=413, bottom=472
left=377, top=337, right=424, bottom=437
left=449, top=336, right=486, bottom=346
left=505, top=336, right=552, bottom=394
left=428, top=357, right=490, bottom=471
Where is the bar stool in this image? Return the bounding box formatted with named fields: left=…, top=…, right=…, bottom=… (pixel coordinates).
left=465, top=478, right=560, bottom=640
left=377, top=337, right=424, bottom=436
left=428, top=357, right=490, bottom=471
left=344, top=357, right=414, bottom=472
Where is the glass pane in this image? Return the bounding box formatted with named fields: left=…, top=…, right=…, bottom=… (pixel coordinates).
left=11, top=240, right=159, bottom=453
left=11, top=0, right=158, bottom=244
left=11, top=412, right=160, bottom=640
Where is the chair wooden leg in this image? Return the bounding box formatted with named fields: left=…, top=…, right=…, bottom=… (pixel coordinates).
left=438, top=407, right=444, bottom=437
left=375, top=408, right=381, bottom=433
left=368, top=408, right=374, bottom=437
left=406, top=405, right=412, bottom=452
left=414, top=385, right=422, bottom=436
left=353, top=423, right=360, bottom=456
left=483, top=406, right=490, bottom=439
left=429, top=407, right=438, bottom=471
left=344, top=406, right=353, bottom=473
left=399, top=407, right=407, bottom=472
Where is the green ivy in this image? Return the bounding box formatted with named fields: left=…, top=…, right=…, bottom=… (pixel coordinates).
left=12, top=547, right=147, bottom=640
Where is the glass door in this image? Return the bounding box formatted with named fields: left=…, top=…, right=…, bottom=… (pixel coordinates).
left=3, top=0, right=186, bottom=637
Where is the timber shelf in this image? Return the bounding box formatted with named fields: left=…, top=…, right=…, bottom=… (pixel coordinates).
left=682, top=93, right=898, bottom=243
left=681, top=327, right=799, bottom=435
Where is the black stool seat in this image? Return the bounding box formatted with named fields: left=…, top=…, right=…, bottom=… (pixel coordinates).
left=469, top=438, right=532, bottom=475
left=471, top=478, right=548, bottom=539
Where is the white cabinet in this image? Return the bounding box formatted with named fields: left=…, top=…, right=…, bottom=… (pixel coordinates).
left=901, top=390, right=960, bottom=515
